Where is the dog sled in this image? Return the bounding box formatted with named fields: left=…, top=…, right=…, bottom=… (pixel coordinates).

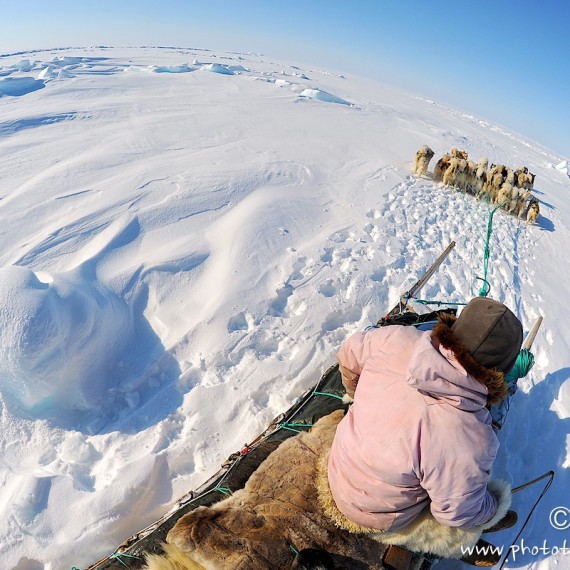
left=85, top=242, right=544, bottom=570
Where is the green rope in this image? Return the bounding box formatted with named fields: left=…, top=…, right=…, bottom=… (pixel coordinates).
left=281, top=393, right=341, bottom=436
left=279, top=422, right=314, bottom=433
left=477, top=200, right=507, bottom=297
left=213, top=485, right=232, bottom=496
left=110, top=552, right=141, bottom=568
left=506, top=348, right=535, bottom=383
left=311, top=391, right=344, bottom=401
left=404, top=191, right=511, bottom=313
left=290, top=545, right=300, bottom=555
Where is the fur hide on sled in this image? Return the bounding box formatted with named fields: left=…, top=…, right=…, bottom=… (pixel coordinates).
left=144, top=410, right=387, bottom=569
left=144, top=408, right=511, bottom=569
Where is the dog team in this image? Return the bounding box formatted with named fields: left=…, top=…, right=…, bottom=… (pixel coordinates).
left=412, top=145, right=540, bottom=225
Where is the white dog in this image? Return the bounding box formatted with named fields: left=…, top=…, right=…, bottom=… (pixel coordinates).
left=475, top=158, right=488, bottom=197
left=508, top=189, right=531, bottom=218
left=442, top=157, right=460, bottom=187
left=412, top=145, right=435, bottom=177
left=496, top=182, right=513, bottom=209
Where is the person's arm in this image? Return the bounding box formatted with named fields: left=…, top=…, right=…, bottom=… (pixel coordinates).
left=429, top=480, right=498, bottom=527
left=337, top=326, right=401, bottom=398
left=419, top=430, right=504, bottom=528
left=337, top=332, right=367, bottom=398
left=337, top=327, right=397, bottom=397
left=338, top=364, right=359, bottom=399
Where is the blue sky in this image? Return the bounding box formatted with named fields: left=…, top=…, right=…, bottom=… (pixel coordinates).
left=2, top=1, right=569, bottom=157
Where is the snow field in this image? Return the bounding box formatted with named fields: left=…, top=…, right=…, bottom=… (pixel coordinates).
left=0, top=46, right=568, bottom=569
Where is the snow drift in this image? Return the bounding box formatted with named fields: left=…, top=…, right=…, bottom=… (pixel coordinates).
left=0, top=266, right=132, bottom=420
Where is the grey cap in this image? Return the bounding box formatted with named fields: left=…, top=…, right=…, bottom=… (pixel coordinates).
left=451, top=297, right=523, bottom=373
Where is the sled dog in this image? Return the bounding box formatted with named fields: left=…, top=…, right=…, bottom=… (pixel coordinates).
left=526, top=198, right=540, bottom=224
left=412, top=145, right=435, bottom=177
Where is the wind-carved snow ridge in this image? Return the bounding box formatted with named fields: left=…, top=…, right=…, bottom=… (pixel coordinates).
left=0, top=112, right=80, bottom=136
left=0, top=77, right=45, bottom=97
left=0, top=46, right=354, bottom=107
left=553, top=159, right=569, bottom=178
left=299, top=88, right=350, bottom=105
left=0, top=266, right=132, bottom=425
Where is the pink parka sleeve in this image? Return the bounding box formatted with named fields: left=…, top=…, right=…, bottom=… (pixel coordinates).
left=337, top=332, right=367, bottom=397
left=337, top=328, right=394, bottom=398
left=418, top=425, right=499, bottom=527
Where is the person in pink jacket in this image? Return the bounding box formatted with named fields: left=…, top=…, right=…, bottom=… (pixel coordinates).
left=320, top=297, right=523, bottom=559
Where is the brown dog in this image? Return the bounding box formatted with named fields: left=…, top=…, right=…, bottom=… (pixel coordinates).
left=433, top=154, right=451, bottom=181
left=450, top=147, right=468, bottom=160
left=526, top=198, right=540, bottom=224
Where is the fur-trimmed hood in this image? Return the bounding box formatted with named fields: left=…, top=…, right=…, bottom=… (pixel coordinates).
left=431, top=312, right=507, bottom=405
left=407, top=330, right=489, bottom=412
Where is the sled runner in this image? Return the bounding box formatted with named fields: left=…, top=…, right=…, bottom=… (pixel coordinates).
left=85, top=242, right=540, bottom=570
